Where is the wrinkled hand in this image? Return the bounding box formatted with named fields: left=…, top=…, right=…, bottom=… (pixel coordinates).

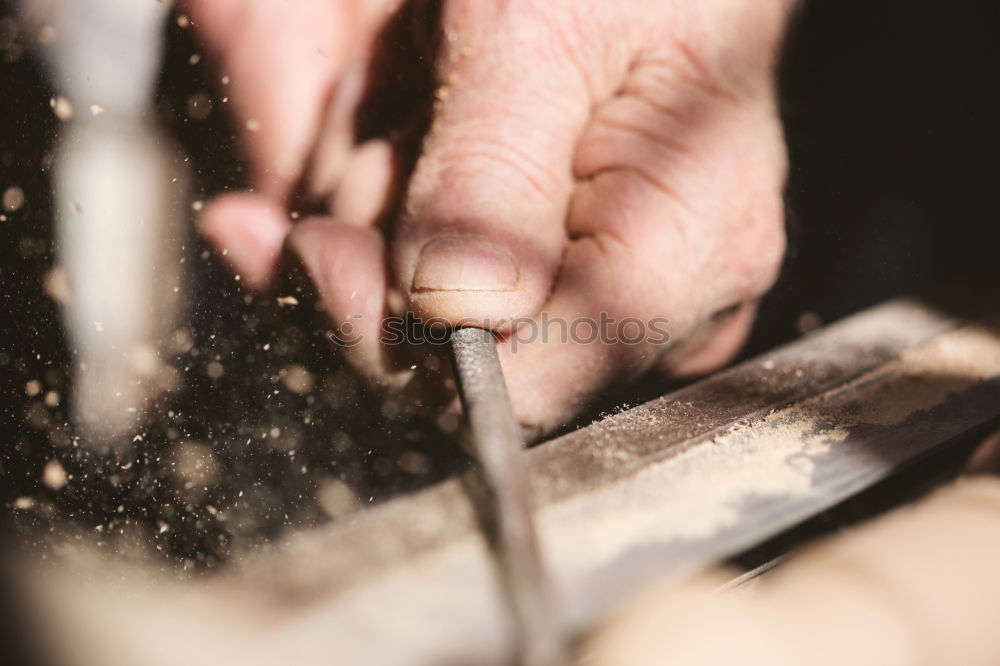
left=190, top=0, right=794, bottom=435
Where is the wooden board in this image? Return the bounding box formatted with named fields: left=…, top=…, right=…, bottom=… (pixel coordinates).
left=25, top=283, right=1000, bottom=666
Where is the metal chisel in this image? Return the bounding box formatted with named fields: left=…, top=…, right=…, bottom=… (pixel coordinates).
left=449, top=327, right=566, bottom=666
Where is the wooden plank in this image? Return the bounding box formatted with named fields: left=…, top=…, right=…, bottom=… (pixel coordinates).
left=26, top=284, right=1000, bottom=666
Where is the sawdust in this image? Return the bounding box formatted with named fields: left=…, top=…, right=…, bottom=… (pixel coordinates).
left=282, top=365, right=315, bottom=395
left=841, top=322, right=1000, bottom=426
left=543, top=319, right=1000, bottom=586
left=2, top=185, right=25, bottom=211
left=42, top=265, right=71, bottom=304
left=317, top=478, right=361, bottom=519
left=546, top=411, right=850, bottom=580
left=42, top=459, right=68, bottom=490
left=173, top=440, right=220, bottom=488
left=49, top=95, right=73, bottom=120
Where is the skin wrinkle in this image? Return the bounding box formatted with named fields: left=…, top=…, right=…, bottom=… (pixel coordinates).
left=575, top=58, right=729, bottom=193
left=582, top=112, right=700, bottom=175
left=578, top=231, right=632, bottom=297
left=591, top=163, right=696, bottom=219
left=597, top=96, right=781, bottom=309
left=568, top=171, right=695, bottom=313
left=618, top=78, right=721, bottom=128
left=413, top=93, right=581, bottom=201
left=546, top=6, right=606, bottom=102
left=590, top=120, right=697, bottom=208
left=430, top=139, right=563, bottom=202
left=673, top=40, right=744, bottom=103
left=566, top=194, right=633, bottom=254
left=634, top=34, right=758, bottom=101
left=567, top=221, right=689, bottom=356
left=438, top=69, right=584, bottom=124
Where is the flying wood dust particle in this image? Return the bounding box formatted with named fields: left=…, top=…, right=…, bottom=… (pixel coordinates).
left=89, top=104, right=104, bottom=116
left=317, top=478, right=360, bottom=519
left=170, top=328, right=194, bottom=354
left=43, top=266, right=71, bottom=304
left=50, top=96, right=74, bottom=120
left=42, top=460, right=68, bottom=490
left=276, top=295, right=299, bottom=307
left=3, top=185, right=24, bottom=212
left=186, top=92, right=212, bottom=120
left=283, top=365, right=315, bottom=395
left=25, top=380, right=41, bottom=397
left=173, top=441, right=219, bottom=486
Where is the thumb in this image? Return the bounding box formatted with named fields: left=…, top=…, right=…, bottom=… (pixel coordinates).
left=392, top=4, right=596, bottom=328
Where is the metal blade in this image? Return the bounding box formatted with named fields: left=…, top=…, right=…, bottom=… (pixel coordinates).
left=450, top=327, right=566, bottom=666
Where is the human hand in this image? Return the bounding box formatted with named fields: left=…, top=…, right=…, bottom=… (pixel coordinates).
left=183, top=0, right=407, bottom=288
left=195, top=0, right=795, bottom=435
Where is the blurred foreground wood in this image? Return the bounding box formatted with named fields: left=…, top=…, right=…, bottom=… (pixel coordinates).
left=21, top=281, right=1000, bottom=666
left=584, top=477, right=1000, bottom=666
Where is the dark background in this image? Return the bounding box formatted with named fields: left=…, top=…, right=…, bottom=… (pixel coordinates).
left=752, top=0, right=1000, bottom=350
left=0, top=0, right=999, bottom=573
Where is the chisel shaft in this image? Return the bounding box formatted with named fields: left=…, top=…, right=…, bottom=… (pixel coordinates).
left=450, top=327, right=565, bottom=666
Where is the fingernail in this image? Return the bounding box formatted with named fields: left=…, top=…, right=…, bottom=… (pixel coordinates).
left=411, top=237, right=519, bottom=292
